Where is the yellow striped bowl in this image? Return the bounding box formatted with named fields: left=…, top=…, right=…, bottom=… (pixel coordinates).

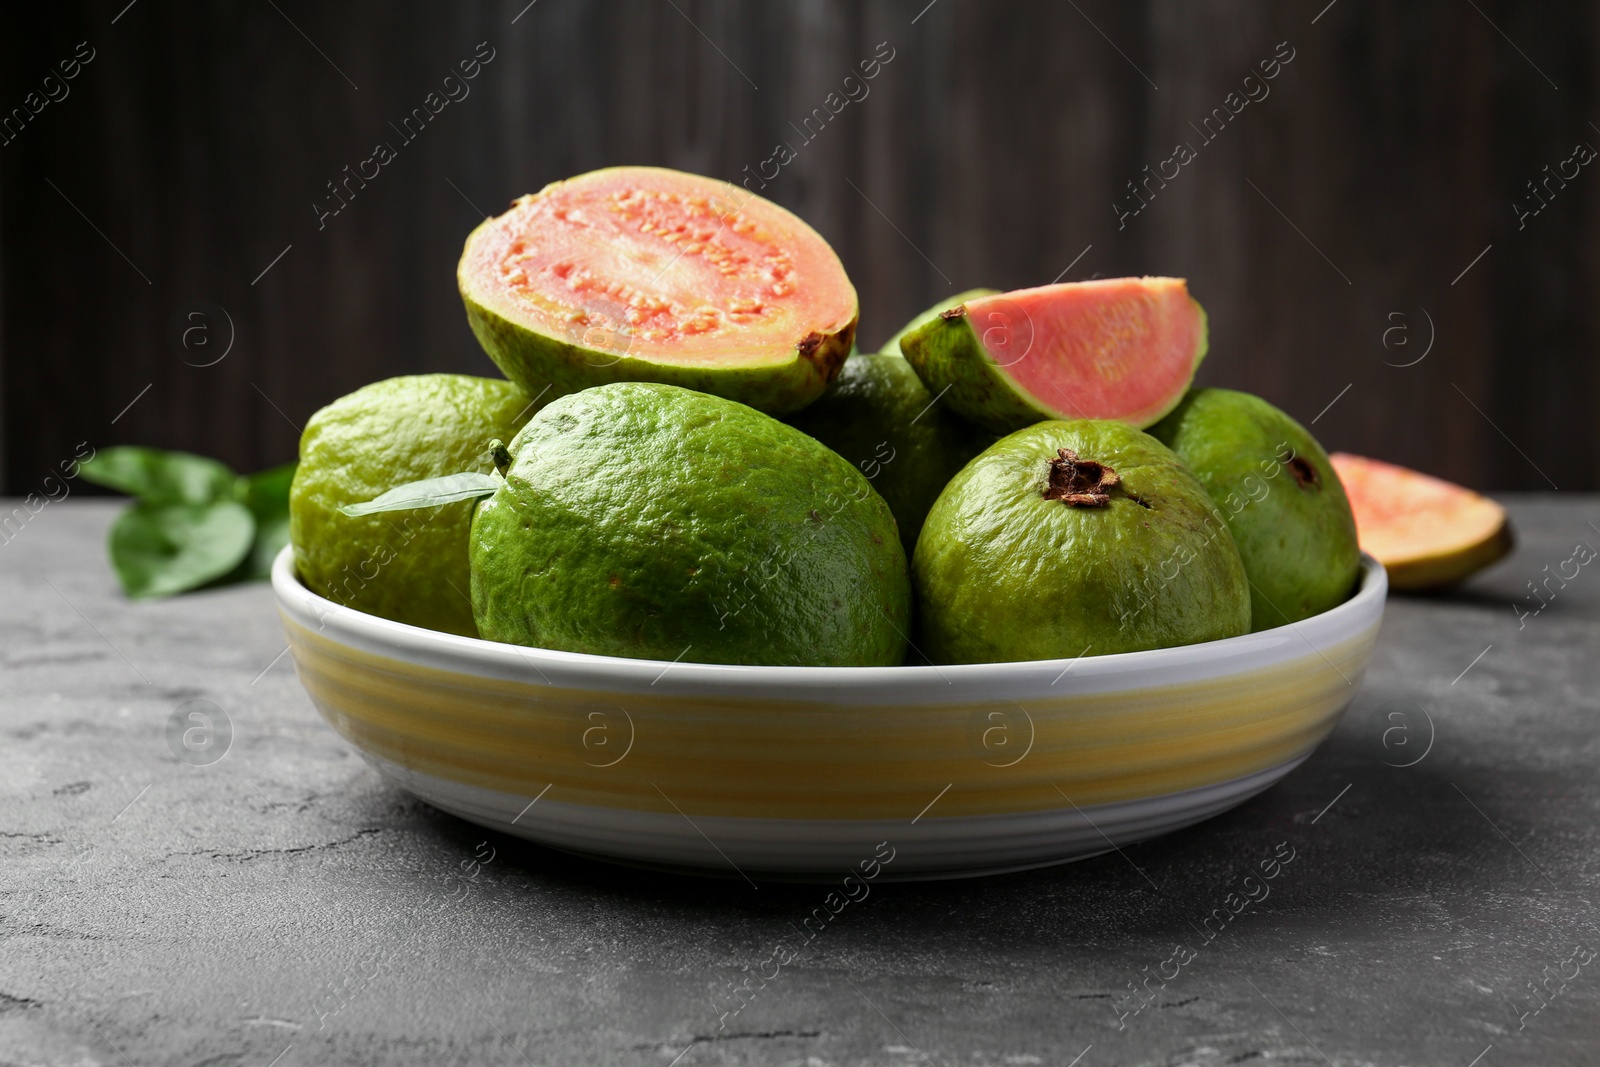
left=272, top=547, right=1385, bottom=880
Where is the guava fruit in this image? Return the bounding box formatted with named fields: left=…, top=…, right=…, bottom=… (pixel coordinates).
left=458, top=166, right=858, bottom=416
left=1149, top=389, right=1360, bottom=629
left=899, top=277, right=1208, bottom=435
left=786, top=351, right=995, bottom=555
left=1329, top=453, right=1513, bottom=590
left=914, top=419, right=1249, bottom=663
left=470, top=382, right=909, bottom=666
left=877, top=288, right=999, bottom=355
left=290, top=374, right=539, bottom=637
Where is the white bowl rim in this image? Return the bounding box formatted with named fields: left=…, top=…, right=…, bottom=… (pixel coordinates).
left=271, top=545, right=1386, bottom=699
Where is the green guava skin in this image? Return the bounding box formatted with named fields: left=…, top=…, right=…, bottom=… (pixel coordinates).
left=913, top=419, right=1250, bottom=664
left=290, top=374, right=540, bottom=637
left=1148, top=388, right=1361, bottom=630
left=899, top=300, right=1209, bottom=436
left=786, top=351, right=995, bottom=556
left=461, top=283, right=856, bottom=417
left=470, top=382, right=910, bottom=667
left=877, top=288, right=999, bottom=356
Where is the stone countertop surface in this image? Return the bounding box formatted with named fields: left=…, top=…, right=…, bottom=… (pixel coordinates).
left=1, top=498, right=1596, bottom=1067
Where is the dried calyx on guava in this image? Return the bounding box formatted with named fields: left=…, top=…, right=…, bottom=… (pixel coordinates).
left=1042, top=448, right=1125, bottom=507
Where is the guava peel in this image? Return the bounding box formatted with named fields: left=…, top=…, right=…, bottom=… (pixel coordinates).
left=900, top=277, right=1208, bottom=435
left=877, top=288, right=999, bottom=356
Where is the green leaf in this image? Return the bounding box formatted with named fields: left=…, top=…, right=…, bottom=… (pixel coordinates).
left=237, top=461, right=297, bottom=511
left=338, top=472, right=499, bottom=517
left=246, top=511, right=291, bottom=580
left=236, top=462, right=296, bottom=580
left=108, top=502, right=256, bottom=598
left=80, top=447, right=237, bottom=505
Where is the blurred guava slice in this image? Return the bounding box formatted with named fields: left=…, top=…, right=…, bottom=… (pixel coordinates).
left=458, top=166, right=858, bottom=416
left=899, top=277, right=1207, bottom=435
left=289, top=374, right=540, bottom=637
left=1329, top=453, right=1513, bottom=590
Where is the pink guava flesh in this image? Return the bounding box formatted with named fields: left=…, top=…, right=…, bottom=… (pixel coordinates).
left=966, top=277, right=1205, bottom=426
left=462, top=168, right=857, bottom=366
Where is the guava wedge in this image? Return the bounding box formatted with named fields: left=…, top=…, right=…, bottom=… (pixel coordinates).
left=470, top=382, right=909, bottom=666
left=1150, top=389, right=1361, bottom=630
left=1329, top=453, right=1514, bottom=590
left=913, top=419, right=1249, bottom=663
left=458, top=166, right=859, bottom=416
left=877, top=288, right=999, bottom=356
left=787, top=351, right=995, bottom=555
left=899, top=277, right=1208, bottom=435
left=290, top=374, right=540, bottom=637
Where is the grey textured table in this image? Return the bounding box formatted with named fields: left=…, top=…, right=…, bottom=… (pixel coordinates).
left=3, top=498, right=1596, bottom=1067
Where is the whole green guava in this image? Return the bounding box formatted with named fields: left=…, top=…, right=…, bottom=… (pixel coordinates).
left=290, top=374, right=539, bottom=636
left=1148, top=388, right=1360, bottom=629
left=913, top=419, right=1250, bottom=663
left=470, top=382, right=910, bottom=666
left=786, top=351, right=994, bottom=555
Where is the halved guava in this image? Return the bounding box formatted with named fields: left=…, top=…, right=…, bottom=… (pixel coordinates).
left=899, top=277, right=1208, bottom=435
left=1329, top=453, right=1514, bottom=590
left=458, top=166, right=859, bottom=415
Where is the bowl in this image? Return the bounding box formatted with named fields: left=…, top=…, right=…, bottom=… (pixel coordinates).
left=272, top=546, right=1386, bottom=881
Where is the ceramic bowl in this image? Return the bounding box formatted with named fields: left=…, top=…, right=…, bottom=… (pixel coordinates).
left=272, top=546, right=1386, bottom=881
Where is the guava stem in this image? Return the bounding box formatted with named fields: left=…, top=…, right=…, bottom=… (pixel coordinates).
left=489, top=439, right=512, bottom=477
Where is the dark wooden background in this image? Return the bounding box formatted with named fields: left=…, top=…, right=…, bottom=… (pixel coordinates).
left=3, top=0, right=1596, bottom=494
